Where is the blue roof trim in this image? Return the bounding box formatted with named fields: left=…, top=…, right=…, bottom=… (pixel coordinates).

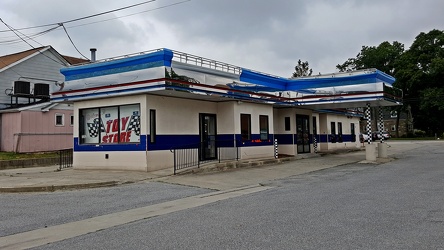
left=375, top=70, right=395, bottom=84
left=61, top=49, right=173, bottom=81
left=240, top=69, right=287, bottom=91
left=239, top=70, right=395, bottom=92
left=287, top=73, right=378, bottom=90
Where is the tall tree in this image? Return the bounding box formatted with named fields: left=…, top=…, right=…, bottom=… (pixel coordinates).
left=394, top=29, right=444, bottom=136
left=336, top=41, right=404, bottom=74
left=292, top=59, right=313, bottom=77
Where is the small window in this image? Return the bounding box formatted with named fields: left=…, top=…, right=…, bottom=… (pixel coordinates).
left=259, top=115, right=269, bottom=141
left=70, top=114, right=74, bottom=126
left=55, top=114, right=64, bottom=126
left=331, top=122, right=336, bottom=135
left=240, top=114, right=251, bottom=141
left=150, top=109, right=156, bottom=143
left=284, top=117, right=290, bottom=131
left=391, top=125, right=396, bottom=131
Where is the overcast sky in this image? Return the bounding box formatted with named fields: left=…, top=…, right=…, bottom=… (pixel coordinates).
left=0, top=0, right=443, bottom=77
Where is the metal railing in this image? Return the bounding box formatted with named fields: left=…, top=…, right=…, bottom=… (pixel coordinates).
left=58, top=148, right=73, bottom=170
left=170, top=140, right=239, bottom=175
left=171, top=50, right=242, bottom=75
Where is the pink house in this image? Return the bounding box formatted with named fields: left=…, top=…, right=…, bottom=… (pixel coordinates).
left=0, top=46, right=87, bottom=152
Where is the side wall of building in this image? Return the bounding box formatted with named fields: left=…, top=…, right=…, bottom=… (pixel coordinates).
left=17, top=109, right=73, bottom=152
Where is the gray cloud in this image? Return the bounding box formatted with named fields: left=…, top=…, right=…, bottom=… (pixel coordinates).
left=1, top=0, right=443, bottom=77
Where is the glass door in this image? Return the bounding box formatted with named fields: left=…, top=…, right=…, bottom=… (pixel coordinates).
left=199, top=114, right=217, bottom=161
left=296, top=115, right=310, bottom=153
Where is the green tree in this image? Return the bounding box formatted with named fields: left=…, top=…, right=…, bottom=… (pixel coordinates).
left=292, top=59, right=313, bottom=77
left=394, top=29, right=444, bottom=136
left=336, top=41, right=404, bottom=74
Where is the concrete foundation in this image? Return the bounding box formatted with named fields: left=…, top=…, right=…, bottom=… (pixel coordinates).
left=365, top=143, right=377, bottom=162
left=378, top=143, right=388, bottom=158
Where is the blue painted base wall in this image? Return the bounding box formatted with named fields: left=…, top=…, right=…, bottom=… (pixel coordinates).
left=74, top=134, right=275, bottom=152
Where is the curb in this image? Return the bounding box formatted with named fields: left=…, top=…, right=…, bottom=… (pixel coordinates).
left=0, top=181, right=119, bottom=193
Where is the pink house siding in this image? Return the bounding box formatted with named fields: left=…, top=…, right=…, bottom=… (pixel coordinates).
left=1, top=112, right=21, bottom=152
left=1, top=109, right=73, bottom=153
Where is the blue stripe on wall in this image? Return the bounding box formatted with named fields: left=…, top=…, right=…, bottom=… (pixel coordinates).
left=73, top=133, right=359, bottom=152
left=149, top=135, right=201, bottom=151
left=274, top=134, right=294, bottom=144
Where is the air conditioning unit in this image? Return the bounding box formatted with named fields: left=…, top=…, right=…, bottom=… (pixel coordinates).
left=13, top=81, right=31, bottom=96
left=34, top=83, right=50, bottom=98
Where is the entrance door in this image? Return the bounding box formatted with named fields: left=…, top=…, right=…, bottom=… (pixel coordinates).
left=199, top=114, right=217, bottom=161
left=296, top=115, right=310, bottom=153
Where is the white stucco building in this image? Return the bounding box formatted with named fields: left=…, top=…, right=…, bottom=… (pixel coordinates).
left=51, top=48, right=401, bottom=172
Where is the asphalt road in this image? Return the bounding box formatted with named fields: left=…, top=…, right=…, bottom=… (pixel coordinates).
left=0, top=182, right=212, bottom=238
left=2, top=141, right=444, bottom=249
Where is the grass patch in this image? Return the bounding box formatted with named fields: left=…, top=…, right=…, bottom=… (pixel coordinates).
left=0, top=152, right=58, bottom=160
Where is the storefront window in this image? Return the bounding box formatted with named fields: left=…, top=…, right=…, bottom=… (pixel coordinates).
left=80, top=104, right=140, bottom=145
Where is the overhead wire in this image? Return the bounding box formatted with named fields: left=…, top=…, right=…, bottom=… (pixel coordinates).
left=66, top=0, right=191, bottom=29
left=0, top=0, right=191, bottom=59
left=0, top=0, right=157, bottom=33
left=0, top=26, right=61, bottom=45
left=0, top=18, right=66, bottom=65
left=60, top=24, right=89, bottom=60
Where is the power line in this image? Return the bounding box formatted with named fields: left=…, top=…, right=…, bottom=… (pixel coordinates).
left=66, top=0, right=191, bottom=29
left=0, top=18, right=66, bottom=66
left=0, top=0, right=191, bottom=59
left=60, top=24, right=89, bottom=60
left=0, top=0, right=157, bottom=33
left=0, top=26, right=61, bottom=45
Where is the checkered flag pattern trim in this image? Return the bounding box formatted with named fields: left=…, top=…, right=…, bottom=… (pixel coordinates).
left=127, top=115, right=140, bottom=136
left=379, top=107, right=384, bottom=143
left=366, top=103, right=372, bottom=144
left=87, top=118, right=105, bottom=138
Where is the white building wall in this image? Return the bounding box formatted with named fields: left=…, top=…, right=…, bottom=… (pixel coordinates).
left=235, top=102, right=274, bottom=159
left=274, top=108, right=314, bottom=156
left=318, top=113, right=361, bottom=151
left=146, top=95, right=219, bottom=171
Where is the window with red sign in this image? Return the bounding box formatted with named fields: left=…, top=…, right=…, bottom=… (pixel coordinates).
left=79, top=104, right=140, bottom=144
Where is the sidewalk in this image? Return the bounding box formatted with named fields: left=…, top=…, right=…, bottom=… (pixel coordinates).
left=0, top=141, right=428, bottom=193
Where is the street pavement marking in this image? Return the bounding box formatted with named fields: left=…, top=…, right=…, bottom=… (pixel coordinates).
left=0, top=185, right=271, bottom=250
